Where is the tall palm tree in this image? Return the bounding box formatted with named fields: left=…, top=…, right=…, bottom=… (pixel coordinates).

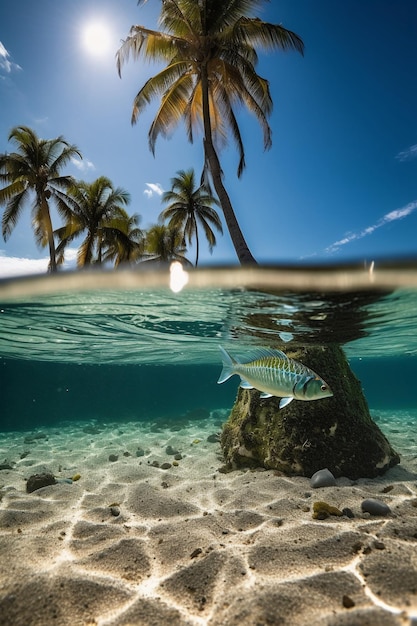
left=117, top=0, right=304, bottom=265
left=101, top=208, right=145, bottom=267
left=159, top=168, right=222, bottom=266
left=143, top=223, right=192, bottom=266
left=0, top=125, right=81, bottom=272
left=55, top=176, right=130, bottom=267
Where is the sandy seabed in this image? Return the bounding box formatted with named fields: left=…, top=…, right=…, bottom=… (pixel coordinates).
left=0, top=409, right=417, bottom=626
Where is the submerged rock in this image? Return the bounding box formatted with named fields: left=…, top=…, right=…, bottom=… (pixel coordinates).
left=310, top=468, right=336, bottom=488
left=23, top=433, right=47, bottom=445
left=26, top=472, right=56, bottom=493
left=361, top=498, right=391, bottom=516
left=220, top=344, right=400, bottom=479
left=82, top=425, right=102, bottom=435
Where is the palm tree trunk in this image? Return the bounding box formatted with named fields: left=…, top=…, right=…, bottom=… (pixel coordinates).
left=41, top=197, right=57, bottom=272
left=201, top=66, right=257, bottom=266
left=193, top=215, right=199, bottom=267
left=195, top=231, right=199, bottom=267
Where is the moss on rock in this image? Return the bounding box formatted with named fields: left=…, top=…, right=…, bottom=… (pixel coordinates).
left=220, top=344, right=399, bottom=479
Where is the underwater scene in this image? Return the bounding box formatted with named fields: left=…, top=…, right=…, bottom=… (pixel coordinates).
left=1, top=264, right=417, bottom=626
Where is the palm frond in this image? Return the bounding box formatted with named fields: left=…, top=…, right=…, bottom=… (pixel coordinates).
left=1, top=188, right=30, bottom=240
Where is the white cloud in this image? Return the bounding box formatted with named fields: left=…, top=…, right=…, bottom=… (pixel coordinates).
left=70, top=156, right=95, bottom=172
left=0, top=248, right=78, bottom=277
left=0, top=253, right=49, bottom=277
left=0, top=41, right=22, bottom=74
left=63, top=248, right=78, bottom=262
left=33, top=116, right=49, bottom=126
left=62, top=248, right=78, bottom=268
left=396, top=144, right=417, bottom=162
left=144, top=182, right=163, bottom=198
left=325, top=200, right=417, bottom=254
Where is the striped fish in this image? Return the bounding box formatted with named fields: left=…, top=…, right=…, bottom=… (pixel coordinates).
left=217, top=345, right=333, bottom=409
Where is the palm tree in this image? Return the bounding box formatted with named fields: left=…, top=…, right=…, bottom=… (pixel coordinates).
left=116, top=0, right=304, bottom=265
left=143, top=223, right=192, bottom=266
left=55, top=176, right=130, bottom=267
left=0, top=125, right=81, bottom=272
left=101, top=208, right=145, bottom=267
left=159, top=168, right=222, bottom=266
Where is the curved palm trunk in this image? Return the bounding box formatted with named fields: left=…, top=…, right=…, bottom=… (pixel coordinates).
left=97, top=231, right=104, bottom=265
left=201, top=67, right=257, bottom=266
left=83, top=232, right=96, bottom=266
left=192, top=215, right=199, bottom=267
left=40, top=196, right=57, bottom=273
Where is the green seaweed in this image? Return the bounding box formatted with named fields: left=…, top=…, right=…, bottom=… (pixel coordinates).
left=312, top=501, right=343, bottom=519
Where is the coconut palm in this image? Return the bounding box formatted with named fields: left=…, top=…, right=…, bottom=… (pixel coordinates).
left=117, top=0, right=304, bottom=264
left=55, top=176, right=130, bottom=267
left=143, top=223, right=192, bottom=266
left=0, top=125, right=81, bottom=272
left=159, top=168, right=222, bottom=266
left=101, top=208, right=145, bottom=267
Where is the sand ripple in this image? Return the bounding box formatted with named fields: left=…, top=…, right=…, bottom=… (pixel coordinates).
left=0, top=412, right=416, bottom=625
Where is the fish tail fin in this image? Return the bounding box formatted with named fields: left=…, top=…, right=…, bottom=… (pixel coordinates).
left=217, top=345, right=237, bottom=384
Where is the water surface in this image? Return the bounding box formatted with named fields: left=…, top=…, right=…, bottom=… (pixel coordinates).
left=1, top=263, right=416, bottom=431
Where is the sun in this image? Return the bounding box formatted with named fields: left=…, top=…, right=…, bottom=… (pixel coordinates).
left=81, top=22, right=112, bottom=57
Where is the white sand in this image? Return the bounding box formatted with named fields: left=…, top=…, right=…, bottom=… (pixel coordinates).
left=0, top=409, right=417, bottom=626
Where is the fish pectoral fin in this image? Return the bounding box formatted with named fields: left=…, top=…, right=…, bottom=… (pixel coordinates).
left=259, top=392, right=273, bottom=399
left=239, top=379, right=254, bottom=389
left=279, top=397, right=294, bottom=409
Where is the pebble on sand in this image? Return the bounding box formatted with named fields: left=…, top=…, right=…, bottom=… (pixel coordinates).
left=310, top=468, right=337, bottom=488
left=361, top=498, right=391, bottom=516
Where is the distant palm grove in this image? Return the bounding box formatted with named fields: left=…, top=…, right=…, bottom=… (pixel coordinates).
left=0, top=126, right=222, bottom=270
left=0, top=1, right=303, bottom=271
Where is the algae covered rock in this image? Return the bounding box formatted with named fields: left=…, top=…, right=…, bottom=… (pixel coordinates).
left=220, top=344, right=399, bottom=480
left=26, top=472, right=57, bottom=493
left=312, top=501, right=343, bottom=519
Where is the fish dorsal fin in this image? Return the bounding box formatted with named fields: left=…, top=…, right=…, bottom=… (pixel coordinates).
left=245, top=348, right=290, bottom=362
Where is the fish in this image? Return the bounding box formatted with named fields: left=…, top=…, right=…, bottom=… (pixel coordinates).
left=217, top=345, right=333, bottom=409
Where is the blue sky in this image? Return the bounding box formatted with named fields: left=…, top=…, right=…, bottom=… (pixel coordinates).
left=0, top=0, right=416, bottom=276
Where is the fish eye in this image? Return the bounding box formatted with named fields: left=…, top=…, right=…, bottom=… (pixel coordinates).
left=321, top=384, right=327, bottom=391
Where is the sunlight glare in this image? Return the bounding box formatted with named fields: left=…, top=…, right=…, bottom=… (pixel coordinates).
left=170, top=262, right=189, bottom=293
left=82, top=22, right=112, bottom=57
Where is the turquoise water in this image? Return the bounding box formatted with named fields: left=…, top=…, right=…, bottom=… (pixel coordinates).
left=1, top=264, right=417, bottom=432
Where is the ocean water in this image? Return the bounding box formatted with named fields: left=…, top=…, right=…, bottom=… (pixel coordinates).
left=0, top=263, right=416, bottom=436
